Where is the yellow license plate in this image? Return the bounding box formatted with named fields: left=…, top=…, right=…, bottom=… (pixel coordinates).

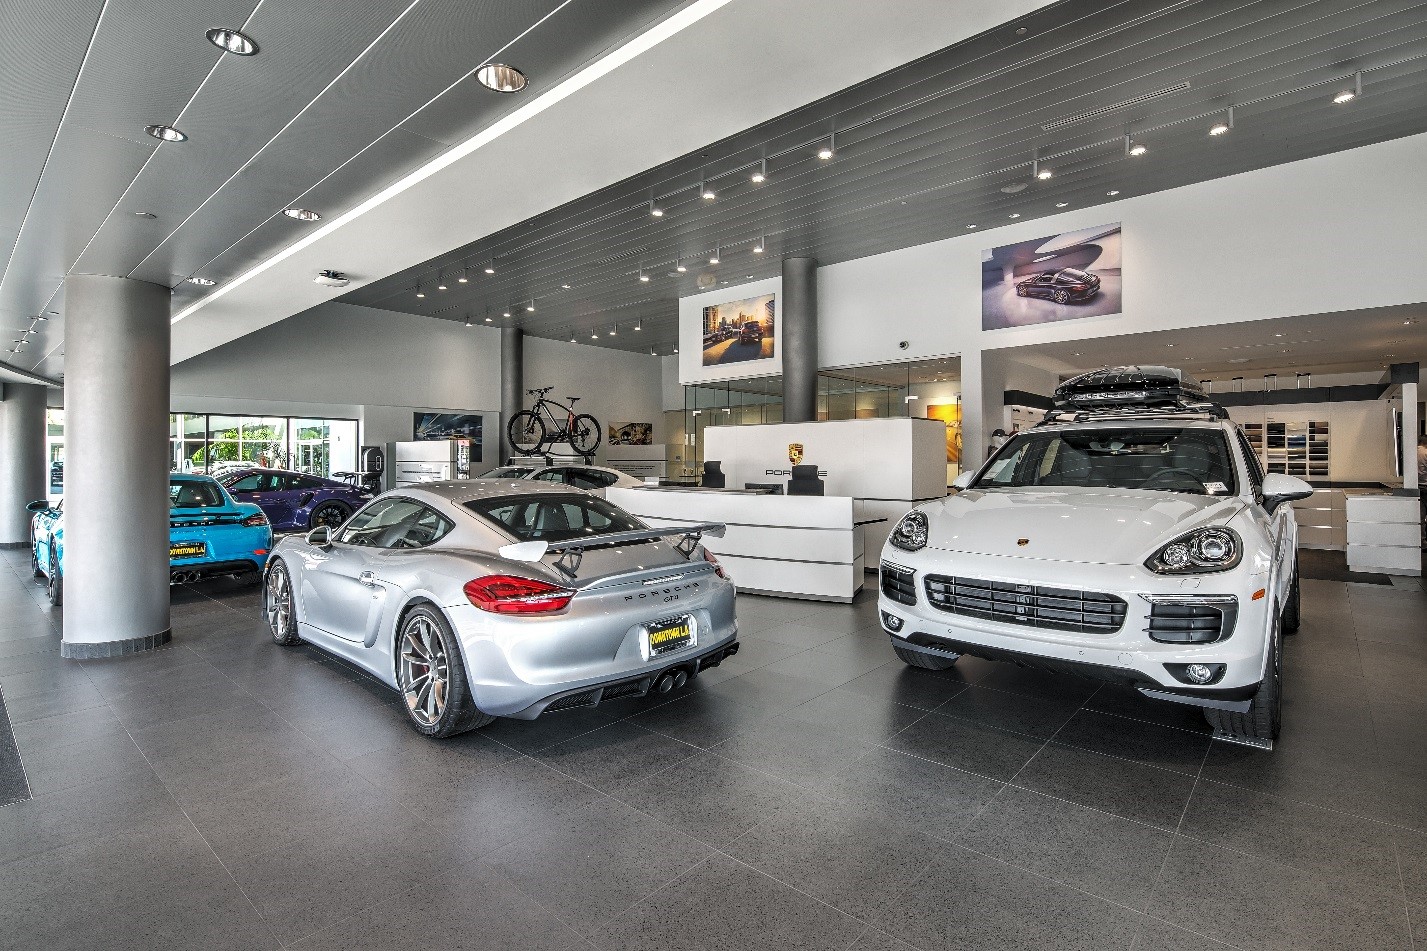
left=169, top=543, right=206, bottom=559
left=648, top=618, right=692, bottom=655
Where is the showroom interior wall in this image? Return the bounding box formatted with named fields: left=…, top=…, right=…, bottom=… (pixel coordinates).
left=522, top=336, right=667, bottom=464
left=807, top=132, right=1427, bottom=463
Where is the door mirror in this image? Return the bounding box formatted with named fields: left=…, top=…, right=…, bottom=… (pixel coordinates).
left=1260, top=473, right=1314, bottom=514
left=305, top=525, right=333, bottom=548
left=951, top=471, right=975, bottom=491
left=25, top=500, right=49, bottom=513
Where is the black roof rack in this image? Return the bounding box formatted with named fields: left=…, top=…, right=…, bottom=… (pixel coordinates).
left=1040, top=366, right=1228, bottom=425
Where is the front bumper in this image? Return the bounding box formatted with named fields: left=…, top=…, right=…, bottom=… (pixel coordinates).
left=877, top=547, right=1271, bottom=702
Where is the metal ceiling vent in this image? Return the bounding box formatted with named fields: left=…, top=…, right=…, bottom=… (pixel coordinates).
left=1041, top=82, right=1192, bottom=132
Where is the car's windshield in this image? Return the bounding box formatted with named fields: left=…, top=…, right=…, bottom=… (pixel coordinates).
left=973, top=427, right=1237, bottom=496
left=465, top=493, right=645, bottom=542
left=169, top=480, right=226, bottom=508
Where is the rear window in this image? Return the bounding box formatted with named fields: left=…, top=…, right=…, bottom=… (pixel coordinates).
left=974, top=427, right=1237, bottom=496
left=465, top=493, right=644, bottom=542
left=170, top=481, right=226, bottom=508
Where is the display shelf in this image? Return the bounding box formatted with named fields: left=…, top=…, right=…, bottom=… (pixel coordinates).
left=1239, top=418, right=1329, bottom=483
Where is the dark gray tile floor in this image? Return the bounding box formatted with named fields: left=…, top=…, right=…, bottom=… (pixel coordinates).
left=1, top=544, right=1425, bottom=950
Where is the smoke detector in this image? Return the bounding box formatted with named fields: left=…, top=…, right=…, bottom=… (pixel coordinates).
left=314, top=270, right=350, bottom=287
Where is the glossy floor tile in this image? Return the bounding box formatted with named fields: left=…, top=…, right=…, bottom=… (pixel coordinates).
left=1, top=546, right=1425, bottom=950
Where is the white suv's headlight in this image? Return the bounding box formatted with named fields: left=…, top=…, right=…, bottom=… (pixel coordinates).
left=890, top=511, right=928, bottom=552
left=1146, top=527, right=1242, bottom=574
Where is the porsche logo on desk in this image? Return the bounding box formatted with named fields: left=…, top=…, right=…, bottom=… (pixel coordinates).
left=1017, top=538, right=1030, bottom=546
left=787, top=443, right=804, bottom=465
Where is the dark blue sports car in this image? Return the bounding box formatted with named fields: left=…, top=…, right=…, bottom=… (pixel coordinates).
left=217, top=467, right=372, bottom=533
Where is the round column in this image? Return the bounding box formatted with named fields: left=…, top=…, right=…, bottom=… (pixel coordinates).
left=61, top=275, right=171, bottom=658
left=781, top=257, right=819, bottom=423
left=0, top=382, right=48, bottom=547
left=500, top=326, right=524, bottom=462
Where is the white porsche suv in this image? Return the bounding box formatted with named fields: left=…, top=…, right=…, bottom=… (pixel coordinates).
left=878, top=367, right=1314, bottom=748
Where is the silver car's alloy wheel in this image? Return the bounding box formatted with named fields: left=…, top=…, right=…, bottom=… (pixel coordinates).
left=266, top=566, right=292, bottom=637
left=400, top=615, right=451, bottom=726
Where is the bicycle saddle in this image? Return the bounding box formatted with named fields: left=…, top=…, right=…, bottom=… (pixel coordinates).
left=567, top=396, right=580, bottom=404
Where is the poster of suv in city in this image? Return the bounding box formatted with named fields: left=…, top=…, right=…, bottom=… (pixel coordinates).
left=982, top=222, right=1121, bottom=330
left=702, top=293, right=776, bottom=366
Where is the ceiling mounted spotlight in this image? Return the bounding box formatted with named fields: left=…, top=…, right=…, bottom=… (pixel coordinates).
left=477, top=63, right=527, bottom=93
left=818, top=132, right=835, bottom=161
left=206, top=27, right=258, bottom=55
left=1333, top=72, right=1361, bottom=104
left=1125, top=134, right=1148, bottom=156
left=966, top=223, right=977, bottom=229
left=484, top=314, right=493, bottom=323
left=437, top=280, right=447, bottom=290
left=639, top=268, right=649, bottom=283
left=1008, top=213, right=1021, bottom=219
left=1209, top=105, right=1234, bottom=136
left=751, top=158, right=767, bottom=183
left=502, top=310, right=511, bottom=318
left=753, top=237, right=765, bottom=253
left=415, top=288, right=425, bottom=298
left=1032, top=156, right=1052, bottom=180
left=700, top=175, right=715, bottom=201
left=36, top=313, right=49, bottom=320
left=133, top=211, right=157, bottom=219
left=525, top=302, right=535, bottom=312
left=458, top=269, right=468, bottom=283
left=464, top=317, right=472, bottom=327
left=709, top=245, right=720, bottom=265
left=591, top=330, right=599, bottom=340
left=186, top=276, right=217, bottom=286
left=1107, top=189, right=1120, bottom=196
left=570, top=330, right=577, bottom=343
left=483, top=264, right=495, bottom=274
left=649, top=199, right=664, bottom=218
left=609, top=323, right=618, bottom=336
left=676, top=259, right=687, bottom=273
left=635, top=318, right=643, bottom=331
left=282, top=207, right=321, bottom=221
left=1055, top=202, right=1069, bottom=208
left=145, top=124, right=187, bottom=142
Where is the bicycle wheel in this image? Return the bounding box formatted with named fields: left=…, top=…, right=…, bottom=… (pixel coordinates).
left=507, top=411, right=547, bottom=455
left=568, top=414, right=602, bottom=455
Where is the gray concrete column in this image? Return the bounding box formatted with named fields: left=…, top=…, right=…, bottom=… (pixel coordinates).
left=781, top=256, right=818, bottom=423
left=500, top=326, right=523, bottom=462
left=61, top=275, right=171, bottom=658
left=0, top=382, right=48, bottom=547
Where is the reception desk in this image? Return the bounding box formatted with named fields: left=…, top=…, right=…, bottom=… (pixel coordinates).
left=607, top=486, right=876, bottom=602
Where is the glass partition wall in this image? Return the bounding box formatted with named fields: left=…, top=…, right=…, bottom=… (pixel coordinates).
left=170, top=413, right=357, bottom=477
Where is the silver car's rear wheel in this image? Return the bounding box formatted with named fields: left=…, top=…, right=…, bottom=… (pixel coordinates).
left=266, top=560, right=300, bottom=645
left=395, top=605, right=493, bottom=738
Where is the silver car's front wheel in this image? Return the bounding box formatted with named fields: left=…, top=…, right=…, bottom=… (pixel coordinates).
left=267, top=560, right=300, bottom=645
left=395, top=606, right=493, bottom=738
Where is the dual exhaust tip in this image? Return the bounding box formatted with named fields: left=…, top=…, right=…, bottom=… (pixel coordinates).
left=170, top=570, right=203, bottom=584
left=653, top=668, right=690, bottom=694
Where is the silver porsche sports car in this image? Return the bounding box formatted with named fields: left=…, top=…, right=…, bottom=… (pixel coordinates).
left=262, top=480, right=739, bottom=737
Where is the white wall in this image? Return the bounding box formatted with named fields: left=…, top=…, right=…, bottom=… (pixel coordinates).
left=816, top=133, right=1427, bottom=371
left=523, top=336, right=667, bottom=464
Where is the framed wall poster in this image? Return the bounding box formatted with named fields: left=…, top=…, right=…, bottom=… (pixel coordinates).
left=925, top=403, right=962, bottom=465
left=701, top=293, right=776, bottom=367
left=678, top=277, right=783, bottom=385
left=414, top=412, right=483, bottom=445
left=981, top=223, right=1122, bottom=330
left=608, top=422, right=653, bottom=445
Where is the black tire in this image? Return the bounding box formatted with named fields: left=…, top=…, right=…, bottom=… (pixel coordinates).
left=309, top=501, right=351, bottom=531
left=395, top=605, right=494, bottom=738
left=46, top=544, right=62, bottom=606
left=893, top=644, right=959, bottom=670
left=1281, top=563, right=1300, bottom=635
left=265, top=559, right=301, bottom=645
left=31, top=547, right=42, bottom=579
left=1205, top=618, right=1281, bottom=744
left=1054, top=289, right=1070, bottom=304
left=568, top=413, right=602, bottom=455
left=507, top=411, right=546, bottom=456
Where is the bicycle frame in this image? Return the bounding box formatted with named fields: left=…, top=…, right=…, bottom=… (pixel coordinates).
left=528, top=396, right=577, bottom=440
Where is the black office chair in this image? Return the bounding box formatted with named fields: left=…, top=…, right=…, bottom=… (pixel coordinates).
left=701, top=461, right=726, bottom=488
left=787, top=465, right=825, bottom=496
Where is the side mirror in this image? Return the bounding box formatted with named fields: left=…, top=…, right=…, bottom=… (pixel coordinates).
left=951, top=472, right=975, bottom=491
left=305, top=525, right=333, bottom=548
left=25, top=500, right=48, bottom=513
left=1260, top=473, right=1314, bottom=514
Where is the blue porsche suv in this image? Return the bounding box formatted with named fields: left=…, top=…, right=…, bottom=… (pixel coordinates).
left=29, top=473, right=272, bottom=605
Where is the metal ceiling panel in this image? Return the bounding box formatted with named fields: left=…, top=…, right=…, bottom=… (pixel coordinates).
left=344, top=0, right=1427, bottom=355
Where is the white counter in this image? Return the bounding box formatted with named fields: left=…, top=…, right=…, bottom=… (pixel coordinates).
left=607, top=486, right=875, bottom=602
left=1345, top=493, right=1422, bottom=576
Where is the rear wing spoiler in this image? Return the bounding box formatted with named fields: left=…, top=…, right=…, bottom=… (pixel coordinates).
left=499, top=523, right=726, bottom=575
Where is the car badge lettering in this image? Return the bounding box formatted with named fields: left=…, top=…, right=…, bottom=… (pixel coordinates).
left=643, top=574, right=684, bottom=585
left=788, top=443, right=804, bottom=465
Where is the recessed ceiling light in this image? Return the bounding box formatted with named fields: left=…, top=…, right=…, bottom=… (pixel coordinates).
left=145, top=124, right=187, bottom=142
left=1107, top=190, right=1120, bottom=196
left=186, top=276, right=216, bottom=286
left=1000, top=182, right=1027, bottom=194
left=133, top=211, right=157, bottom=219
left=1055, top=202, right=1069, bottom=208
left=206, top=27, right=258, bottom=55
left=477, top=63, right=527, bottom=93
left=966, top=224, right=977, bottom=229
left=282, top=207, right=321, bottom=221
left=1008, top=213, right=1021, bottom=219
left=561, top=283, right=570, bottom=289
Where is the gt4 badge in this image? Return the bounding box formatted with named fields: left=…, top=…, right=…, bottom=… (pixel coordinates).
left=788, top=443, right=804, bottom=465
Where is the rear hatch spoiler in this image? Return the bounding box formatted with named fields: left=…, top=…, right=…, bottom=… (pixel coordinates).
left=499, top=523, right=726, bottom=578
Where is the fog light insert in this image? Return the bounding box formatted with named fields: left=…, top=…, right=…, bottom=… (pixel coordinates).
left=1165, top=662, right=1226, bottom=686
left=881, top=611, right=905, bottom=634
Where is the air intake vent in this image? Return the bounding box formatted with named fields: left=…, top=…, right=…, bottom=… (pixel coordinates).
left=1041, top=82, right=1191, bottom=131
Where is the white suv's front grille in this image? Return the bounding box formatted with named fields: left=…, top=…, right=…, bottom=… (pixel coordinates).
left=923, top=574, right=1128, bottom=634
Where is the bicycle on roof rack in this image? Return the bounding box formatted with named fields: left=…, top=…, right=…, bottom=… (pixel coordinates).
left=507, top=386, right=602, bottom=457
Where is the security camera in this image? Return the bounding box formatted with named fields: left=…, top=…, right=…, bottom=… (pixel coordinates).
left=314, top=270, right=350, bottom=287
left=898, top=340, right=909, bottom=350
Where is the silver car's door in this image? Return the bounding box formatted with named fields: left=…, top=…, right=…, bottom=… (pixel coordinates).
left=301, top=497, right=415, bottom=642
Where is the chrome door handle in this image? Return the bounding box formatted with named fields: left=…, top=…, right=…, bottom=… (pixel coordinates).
left=358, top=571, right=377, bottom=587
